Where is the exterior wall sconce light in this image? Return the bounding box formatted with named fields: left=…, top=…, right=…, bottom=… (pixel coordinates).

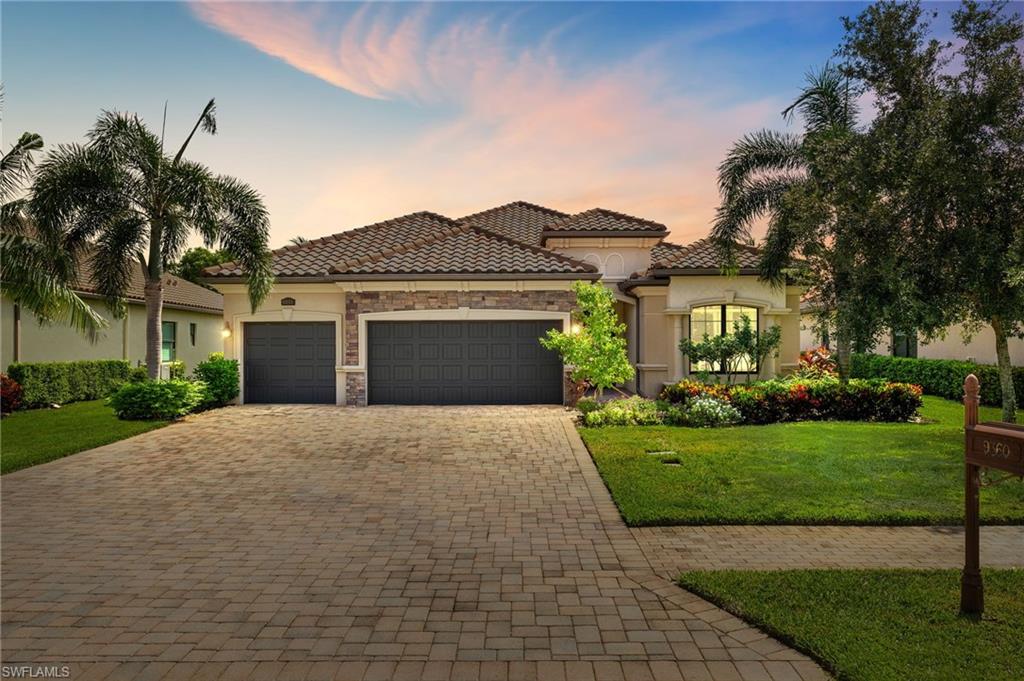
left=221, top=323, right=232, bottom=339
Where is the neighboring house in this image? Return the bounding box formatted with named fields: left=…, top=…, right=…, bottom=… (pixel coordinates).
left=202, top=202, right=803, bottom=405
left=2, top=256, right=224, bottom=374
left=799, top=301, right=1024, bottom=365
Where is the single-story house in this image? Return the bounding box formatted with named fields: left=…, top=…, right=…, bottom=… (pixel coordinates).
left=799, top=302, right=1024, bottom=365
left=202, top=202, right=803, bottom=405
left=2, top=257, right=224, bottom=374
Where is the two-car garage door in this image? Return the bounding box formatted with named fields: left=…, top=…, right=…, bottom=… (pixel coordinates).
left=243, top=319, right=563, bottom=405
left=367, top=320, right=563, bottom=405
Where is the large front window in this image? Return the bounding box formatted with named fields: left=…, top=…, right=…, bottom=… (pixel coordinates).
left=161, top=321, right=177, bottom=362
left=689, top=304, right=759, bottom=373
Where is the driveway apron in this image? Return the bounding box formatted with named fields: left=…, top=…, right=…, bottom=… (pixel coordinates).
left=1, top=406, right=826, bottom=680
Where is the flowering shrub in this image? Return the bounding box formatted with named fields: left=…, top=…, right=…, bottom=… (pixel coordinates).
left=660, top=376, right=922, bottom=423
left=796, top=346, right=838, bottom=378
left=1, top=374, right=23, bottom=414
left=678, top=396, right=742, bottom=428
left=583, top=396, right=663, bottom=427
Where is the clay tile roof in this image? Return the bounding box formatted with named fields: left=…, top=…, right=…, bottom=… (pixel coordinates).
left=457, top=201, right=568, bottom=247
left=75, top=254, right=223, bottom=313
left=331, top=226, right=597, bottom=277
left=543, top=208, right=668, bottom=236
left=650, top=238, right=762, bottom=272
left=204, top=212, right=463, bottom=278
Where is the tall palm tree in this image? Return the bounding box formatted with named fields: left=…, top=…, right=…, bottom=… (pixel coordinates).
left=30, top=100, right=274, bottom=378
left=1, top=130, right=106, bottom=338
left=711, top=65, right=865, bottom=378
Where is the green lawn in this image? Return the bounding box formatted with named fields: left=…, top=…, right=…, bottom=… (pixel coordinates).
left=679, top=569, right=1024, bottom=681
left=580, top=396, right=1024, bottom=525
left=1, top=400, right=168, bottom=474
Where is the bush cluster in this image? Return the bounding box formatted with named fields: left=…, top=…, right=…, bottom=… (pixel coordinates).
left=660, top=376, right=922, bottom=424
left=1, top=373, right=23, bottom=414
left=851, top=353, right=1024, bottom=407
left=7, top=360, right=131, bottom=408
left=108, top=380, right=208, bottom=420
left=580, top=395, right=740, bottom=428
left=105, top=353, right=241, bottom=420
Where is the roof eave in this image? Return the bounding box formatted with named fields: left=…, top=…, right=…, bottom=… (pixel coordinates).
left=649, top=267, right=760, bottom=277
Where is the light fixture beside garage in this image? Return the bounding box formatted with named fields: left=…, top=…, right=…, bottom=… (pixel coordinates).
left=221, top=322, right=232, bottom=338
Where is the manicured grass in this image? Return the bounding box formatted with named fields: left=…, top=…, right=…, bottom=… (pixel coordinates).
left=678, top=569, right=1024, bottom=681
left=1, top=400, right=168, bottom=474
left=580, top=396, right=1024, bottom=525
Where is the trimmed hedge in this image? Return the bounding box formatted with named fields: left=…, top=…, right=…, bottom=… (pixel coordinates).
left=7, top=360, right=131, bottom=408
left=661, top=377, right=923, bottom=424
left=851, top=353, right=1023, bottom=407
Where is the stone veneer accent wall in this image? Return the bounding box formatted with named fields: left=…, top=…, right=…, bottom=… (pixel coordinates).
left=344, top=290, right=577, bottom=406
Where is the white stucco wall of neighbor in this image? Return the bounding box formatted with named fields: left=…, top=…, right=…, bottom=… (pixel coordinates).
left=800, top=315, right=1024, bottom=366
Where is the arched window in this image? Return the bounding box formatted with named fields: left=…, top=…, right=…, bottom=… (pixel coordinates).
left=689, top=304, right=759, bottom=373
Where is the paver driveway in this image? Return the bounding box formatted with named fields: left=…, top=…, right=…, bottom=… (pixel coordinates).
left=2, top=406, right=824, bottom=681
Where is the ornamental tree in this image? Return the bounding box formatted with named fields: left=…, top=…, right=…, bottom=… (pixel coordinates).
left=540, top=281, right=634, bottom=398
left=679, top=314, right=782, bottom=385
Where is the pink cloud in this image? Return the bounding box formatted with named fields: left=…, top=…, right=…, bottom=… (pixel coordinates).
left=190, top=2, right=782, bottom=245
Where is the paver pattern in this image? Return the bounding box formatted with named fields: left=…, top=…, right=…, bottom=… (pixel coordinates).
left=634, top=525, right=1024, bottom=575
left=1, top=406, right=825, bottom=681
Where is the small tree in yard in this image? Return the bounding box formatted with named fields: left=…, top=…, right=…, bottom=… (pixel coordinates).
left=541, top=281, right=634, bottom=402
left=679, top=314, right=782, bottom=384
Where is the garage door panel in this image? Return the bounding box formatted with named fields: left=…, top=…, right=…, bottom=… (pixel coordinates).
left=368, top=320, right=562, bottom=405
left=244, top=322, right=335, bottom=404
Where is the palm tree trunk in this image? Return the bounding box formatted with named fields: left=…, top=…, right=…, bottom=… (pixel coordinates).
left=144, top=279, right=164, bottom=379
left=991, top=315, right=1017, bottom=423
left=835, top=333, right=852, bottom=384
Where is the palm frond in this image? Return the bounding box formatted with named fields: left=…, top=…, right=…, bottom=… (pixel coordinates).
left=91, top=215, right=146, bottom=316
left=0, top=233, right=107, bottom=339
left=717, top=130, right=804, bottom=197
left=782, top=64, right=859, bottom=133
left=212, top=175, right=273, bottom=311
left=173, top=99, right=217, bottom=164
left=1, top=132, right=43, bottom=203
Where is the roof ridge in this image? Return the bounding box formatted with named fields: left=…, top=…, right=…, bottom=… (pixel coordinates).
left=459, top=201, right=569, bottom=222
left=205, top=211, right=462, bottom=275
left=464, top=225, right=599, bottom=273
left=328, top=222, right=474, bottom=274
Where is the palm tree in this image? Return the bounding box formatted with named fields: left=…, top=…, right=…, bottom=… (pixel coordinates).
left=288, top=235, right=309, bottom=246
left=30, top=100, right=274, bottom=378
left=1, top=130, right=106, bottom=338
left=711, top=65, right=865, bottom=379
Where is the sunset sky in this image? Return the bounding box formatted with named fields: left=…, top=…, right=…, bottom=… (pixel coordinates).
left=3, top=1, right=929, bottom=248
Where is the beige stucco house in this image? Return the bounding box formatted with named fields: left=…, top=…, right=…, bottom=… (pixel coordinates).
left=202, top=202, right=803, bottom=405
left=2, top=260, right=224, bottom=374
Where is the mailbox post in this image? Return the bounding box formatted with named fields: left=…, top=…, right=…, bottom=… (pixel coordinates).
left=960, top=374, right=1024, bottom=616
left=960, top=375, right=983, bottom=614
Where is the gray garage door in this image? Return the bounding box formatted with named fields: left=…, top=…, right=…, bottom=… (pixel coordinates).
left=243, top=322, right=336, bottom=404
left=368, top=320, right=563, bottom=405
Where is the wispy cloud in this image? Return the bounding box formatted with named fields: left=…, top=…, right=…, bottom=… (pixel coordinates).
left=190, top=1, right=783, bottom=243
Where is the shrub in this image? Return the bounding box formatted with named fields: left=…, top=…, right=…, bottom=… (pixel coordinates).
left=192, top=353, right=240, bottom=408
left=680, top=396, right=742, bottom=428
left=851, top=353, right=1024, bottom=407
left=576, top=398, right=601, bottom=415
left=796, top=346, right=838, bottom=378
left=107, top=379, right=207, bottom=420
left=660, top=376, right=922, bottom=423
left=583, top=396, right=663, bottom=427
left=7, top=360, right=131, bottom=408
left=127, top=366, right=150, bottom=383
left=1, top=374, right=23, bottom=413
left=167, top=360, right=186, bottom=380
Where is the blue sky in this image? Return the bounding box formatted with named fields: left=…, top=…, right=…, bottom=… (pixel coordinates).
left=5, top=1, right=913, bottom=246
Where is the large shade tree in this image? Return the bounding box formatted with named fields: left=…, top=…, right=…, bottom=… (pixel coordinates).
left=841, top=0, right=1024, bottom=421
left=710, top=65, right=886, bottom=380
left=30, top=100, right=274, bottom=378
left=1, top=128, right=105, bottom=337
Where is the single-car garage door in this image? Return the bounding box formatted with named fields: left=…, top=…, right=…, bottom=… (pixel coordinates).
left=368, top=320, right=563, bottom=405
left=244, top=322, right=336, bottom=404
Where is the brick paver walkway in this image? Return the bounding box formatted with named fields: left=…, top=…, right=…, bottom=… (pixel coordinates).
left=634, top=525, right=1024, bottom=576
left=1, top=406, right=826, bottom=681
